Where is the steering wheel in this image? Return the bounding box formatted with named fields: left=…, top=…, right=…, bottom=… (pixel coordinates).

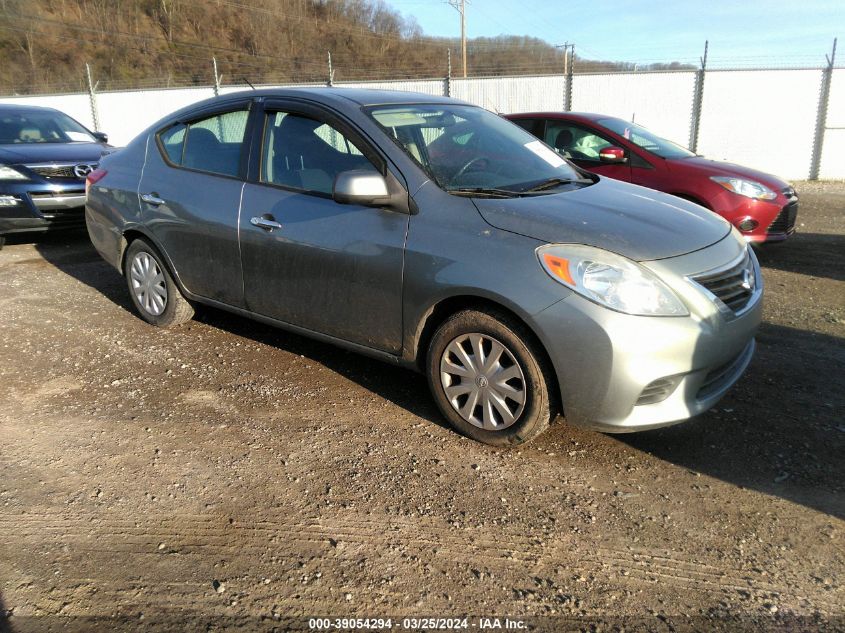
left=453, top=156, right=489, bottom=180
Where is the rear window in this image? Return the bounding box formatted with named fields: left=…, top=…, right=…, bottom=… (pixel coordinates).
left=160, top=123, right=186, bottom=164
left=157, top=109, right=249, bottom=177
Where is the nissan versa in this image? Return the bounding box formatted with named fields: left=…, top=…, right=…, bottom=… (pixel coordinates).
left=508, top=112, right=798, bottom=244
left=85, top=89, right=762, bottom=445
left=0, top=104, right=110, bottom=247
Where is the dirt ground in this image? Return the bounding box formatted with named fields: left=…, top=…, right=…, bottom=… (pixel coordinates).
left=1, top=182, right=843, bottom=633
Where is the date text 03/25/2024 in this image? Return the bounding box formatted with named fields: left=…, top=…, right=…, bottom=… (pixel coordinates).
left=308, top=617, right=527, bottom=630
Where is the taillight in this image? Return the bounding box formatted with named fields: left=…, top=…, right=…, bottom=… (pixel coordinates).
left=85, top=168, right=108, bottom=194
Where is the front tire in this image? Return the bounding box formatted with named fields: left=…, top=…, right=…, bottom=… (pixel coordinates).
left=124, top=238, right=193, bottom=327
left=426, top=309, right=556, bottom=446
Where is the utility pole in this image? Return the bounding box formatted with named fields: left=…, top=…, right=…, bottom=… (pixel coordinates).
left=327, top=51, right=334, bottom=86
left=556, top=43, right=575, bottom=111
left=558, top=42, right=572, bottom=75
left=448, top=0, right=468, bottom=77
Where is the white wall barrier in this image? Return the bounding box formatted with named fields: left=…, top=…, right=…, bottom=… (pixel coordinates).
left=1, top=69, right=842, bottom=180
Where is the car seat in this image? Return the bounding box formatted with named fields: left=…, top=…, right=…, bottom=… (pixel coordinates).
left=553, top=129, right=573, bottom=156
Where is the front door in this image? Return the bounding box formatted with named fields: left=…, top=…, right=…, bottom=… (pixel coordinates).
left=238, top=104, right=409, bottom=354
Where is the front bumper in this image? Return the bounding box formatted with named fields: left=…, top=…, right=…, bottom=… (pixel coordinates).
left=715, top=189, right=798, bottom=243
left=0, top=182, right=87, bottom=234
left=531, top=234, right=762, bottom=433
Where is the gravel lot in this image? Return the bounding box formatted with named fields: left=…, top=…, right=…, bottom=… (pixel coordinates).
left=1, top=182, right=843, bottom=632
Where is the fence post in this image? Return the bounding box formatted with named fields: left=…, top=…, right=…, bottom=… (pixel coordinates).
left=688, top=40, right=708, bottom=153
left=809, top=38, right=837, bottom=180
left=327, top=51, right=334, bottom=87
left=212, top=56, right=221, bottom=97
left=85, top=63, right=100, bottom=132
left=564, top=45, right=574, bottom=111
left=445, top=48, right=452, bottom=97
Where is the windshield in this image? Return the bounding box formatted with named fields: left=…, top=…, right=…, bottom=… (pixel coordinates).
left=597, top=118, right=694, bottom=159
left=367, top=104, right=585, bottom=193
left=0, top=109, right=96, bottom=144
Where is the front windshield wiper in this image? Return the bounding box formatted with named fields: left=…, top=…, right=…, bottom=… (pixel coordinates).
left=446, top=187, right=521, bottom=199
left=518, top=177, right=594, bottom=193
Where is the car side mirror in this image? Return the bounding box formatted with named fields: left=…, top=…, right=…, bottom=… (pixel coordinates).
left=93, top=131, right=109, bottom=144
left=599, top=146, right=626, bottom=163
left=333, top=170, right=393, bottom=207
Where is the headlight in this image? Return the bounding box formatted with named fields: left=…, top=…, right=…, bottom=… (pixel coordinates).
left=0, top=165, right=29, bottom=181
left=710, top=176, right=776, bottom=201
left=537, top=244, right=688, bottom=316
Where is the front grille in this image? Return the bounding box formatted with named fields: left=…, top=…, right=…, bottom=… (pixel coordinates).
left=767, top=201, right=798, bottom=235
left=29, top=189, right=86, bottom=198
left=696, top=341, right=755, bottom=401
left=29, top=189, right=86, bottom=221
left=26, top=163, right=97, bottom=180
left=691, top=249, right=757, bottom=314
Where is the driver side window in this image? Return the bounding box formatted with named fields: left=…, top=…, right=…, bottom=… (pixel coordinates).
left=544, top=121, right=613, bottom=162
left=261, top=112, right=376, bottom=195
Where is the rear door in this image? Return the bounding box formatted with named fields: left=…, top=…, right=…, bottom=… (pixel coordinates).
left=138, top=101, right=252, bottom=306
left=238, top=99, right=409, bottom=353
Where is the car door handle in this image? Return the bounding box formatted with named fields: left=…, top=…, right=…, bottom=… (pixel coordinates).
left=140, top=193, right=165, bottom=206
left=250, top=216, right=283, bottom=231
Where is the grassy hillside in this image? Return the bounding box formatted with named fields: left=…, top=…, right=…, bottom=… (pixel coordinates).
left=0, top=0, right=689, bottom=95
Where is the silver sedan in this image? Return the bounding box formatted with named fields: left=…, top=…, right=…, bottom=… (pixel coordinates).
left=85, top=89, right=761, bottom=445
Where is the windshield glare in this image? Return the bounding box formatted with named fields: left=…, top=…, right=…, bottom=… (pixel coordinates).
left=367, top=104, right=584, bottom=192
left=0, top=110, right=96, bottom=144
left=597, top=117, right=694, bottom=159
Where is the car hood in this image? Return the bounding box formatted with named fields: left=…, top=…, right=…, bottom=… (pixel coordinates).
left=473, top=177, right=731, bottom=261
left=668, top=156, right=790, bottom=189
left=0, top=142, right=107, bottom=165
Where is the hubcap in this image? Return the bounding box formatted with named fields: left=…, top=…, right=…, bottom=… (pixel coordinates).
left=129, top=252, right=167, bottom=316
left=440, top=333, right=526, bottom=430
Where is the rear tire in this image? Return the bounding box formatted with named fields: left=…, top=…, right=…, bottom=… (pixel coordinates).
left=124, top=238, right=193, bottom=327
left=426, top=309, right=556, bottom=446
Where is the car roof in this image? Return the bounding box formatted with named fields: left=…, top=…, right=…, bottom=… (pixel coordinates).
left=172, top=87, right=470, bottom=120
left=507, top=111, right=616, bottom=122
left=0, top=103, right=61, bottom=114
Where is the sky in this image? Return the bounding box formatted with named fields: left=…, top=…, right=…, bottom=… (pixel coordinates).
left=383, top=0, right=844, bottom=67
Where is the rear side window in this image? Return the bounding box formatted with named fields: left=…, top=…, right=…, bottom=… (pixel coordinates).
left=157, top=109, right=249, bottom=177
left=510, top=118, right=540, bottom=135
left=160, top=123, right=186, bottom=164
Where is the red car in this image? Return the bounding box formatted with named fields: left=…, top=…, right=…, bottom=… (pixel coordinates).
left=506, top=112, right=797, bottom=244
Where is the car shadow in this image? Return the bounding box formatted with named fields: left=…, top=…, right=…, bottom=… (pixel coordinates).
left=27, top=231, right=449, bottom=431
left=0, top=592, right=11, bottom=633
left=29, top=230, right=135, bottom=314
left=192, top=303, right=450, bottom=431
left=616, top=321, right=845, bottom=519
left=756, top=232, right=845, bottom=282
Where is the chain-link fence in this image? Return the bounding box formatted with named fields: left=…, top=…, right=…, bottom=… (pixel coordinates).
left=1, top=56, right=842, bottom=180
